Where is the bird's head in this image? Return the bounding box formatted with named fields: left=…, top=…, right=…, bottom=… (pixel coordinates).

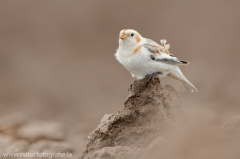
left=119, top=29, right=142, bottom=49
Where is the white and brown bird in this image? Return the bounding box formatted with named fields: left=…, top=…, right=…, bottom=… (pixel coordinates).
left=115, top=29, right=198, bottom=92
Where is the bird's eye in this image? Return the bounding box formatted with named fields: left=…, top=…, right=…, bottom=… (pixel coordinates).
left=131, top=33, right=134, bottom=36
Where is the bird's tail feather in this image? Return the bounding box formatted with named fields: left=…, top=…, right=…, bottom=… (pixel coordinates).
left=169, top=68, right=198, bottom=93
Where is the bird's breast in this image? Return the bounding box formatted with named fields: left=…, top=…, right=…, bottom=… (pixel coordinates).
left=118, top=45, right=143, bottom=58
left=118, top=49, right=148, bottom=71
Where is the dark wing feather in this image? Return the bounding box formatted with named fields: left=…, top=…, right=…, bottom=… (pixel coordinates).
left=150, top=54, right=189, bottom=66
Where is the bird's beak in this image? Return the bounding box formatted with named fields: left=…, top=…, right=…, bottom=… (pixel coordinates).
left=120, top=34, right=127, bottom=40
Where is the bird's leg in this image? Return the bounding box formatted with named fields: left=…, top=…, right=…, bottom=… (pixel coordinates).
left=128, top=83, right=133, bottom=90
left=146, top=72, right=161, bottom=84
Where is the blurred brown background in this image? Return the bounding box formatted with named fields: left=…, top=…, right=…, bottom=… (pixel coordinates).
left=0, top=0, right=240, bottom=135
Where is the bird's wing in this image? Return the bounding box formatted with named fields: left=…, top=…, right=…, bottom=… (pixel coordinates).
left=143, top=39, right=189, bottom=66
left=144, top=39, right=167, bottom=54
left=149, top=54, right=189, bottom=65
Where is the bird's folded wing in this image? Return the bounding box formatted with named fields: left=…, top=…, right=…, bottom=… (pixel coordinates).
left=150, top=54, right=189, bottom=65
left=144, top=39, right=167, bottom=53
left=144, top=38, right=189, bottom=66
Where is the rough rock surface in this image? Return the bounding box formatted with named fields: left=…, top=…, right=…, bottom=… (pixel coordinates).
left=80, top=76, right=182, bottom=159
left=0, top=118, right=82, bottom=159
left=87, top=137, right=169, bottom=159
left=90, top=146, right=144, bottom=159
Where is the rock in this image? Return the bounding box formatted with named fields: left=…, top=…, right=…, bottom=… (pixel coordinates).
left=0, top=134, right=14, bottom=147
left=0, top=113, right=28, bottom=136
left=100, top=114, right=114, bottom=124
left=5, top=140, right=29, bottom=152
left=80, top=77, right=182, bottom=159
left=0, top=140, right=29, bottom=159
left=91, top=148, right=115, bottom=159
left=86, top=137, right=169, bottom=159
left=0, top=134, right=15, bottom=158
left=17, top=120, right=66, bottom=142
left=5, top=140, right=29, bottom=153
left=89, top=146, right=144, bottom=159
left=28, top=140, right=73, bottom=153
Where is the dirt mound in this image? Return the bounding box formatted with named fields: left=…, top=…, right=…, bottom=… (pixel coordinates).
left=80, top=76, right=182, bottom=159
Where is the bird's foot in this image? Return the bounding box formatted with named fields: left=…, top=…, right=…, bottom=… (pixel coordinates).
left=128, top=83, right=133, bottom=91
left=146, top=72, right=161, bottom=84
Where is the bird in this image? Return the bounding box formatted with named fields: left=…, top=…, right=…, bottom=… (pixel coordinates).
left=115, top=29, right=198, bottom=92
